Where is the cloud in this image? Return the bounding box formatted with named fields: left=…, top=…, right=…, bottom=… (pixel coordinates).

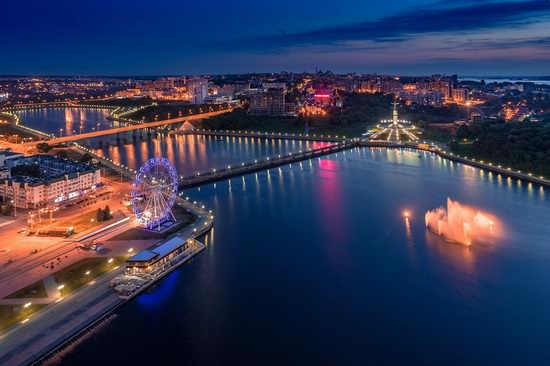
left=208, top=0, right=550, bottom=52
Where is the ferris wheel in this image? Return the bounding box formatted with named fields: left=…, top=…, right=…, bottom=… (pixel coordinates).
left=131, top=157, right=178, bottom=230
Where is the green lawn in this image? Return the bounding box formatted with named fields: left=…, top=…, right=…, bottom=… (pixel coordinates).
left=5, top=281, right=47, bottom=299
left=0, top=256, right=124, bottom=332
left=53, top=257, right=125, bottom=295
left=0, top=304, right=47, bottom=332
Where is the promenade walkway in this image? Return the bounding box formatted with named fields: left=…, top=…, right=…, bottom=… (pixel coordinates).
left=177, top=129, right=344, bottom=142
left=178, top=141, right=355, bottom=189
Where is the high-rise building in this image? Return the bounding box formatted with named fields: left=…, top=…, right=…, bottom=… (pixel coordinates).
left=250, top=88, right=294, bottom=116
left=187, top=79, right=209, bottom=104
left=452, top=88, right=468, bottom=103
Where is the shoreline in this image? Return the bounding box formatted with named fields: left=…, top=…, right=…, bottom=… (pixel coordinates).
left=2, top=122, right=548, bottom=364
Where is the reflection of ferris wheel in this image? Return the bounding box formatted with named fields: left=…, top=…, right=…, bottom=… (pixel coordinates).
left=131, top=157, right=178, bottom=230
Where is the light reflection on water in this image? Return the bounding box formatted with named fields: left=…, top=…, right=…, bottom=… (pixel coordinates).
left=94, top=134, right=318, bottom=176
left=20, top=107, right=550, bottom=364
left=16, top=107, right=114, bottom=135
left=60, top=147, right=550, bottom=365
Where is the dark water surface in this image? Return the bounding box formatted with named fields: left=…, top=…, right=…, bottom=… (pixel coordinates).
left=16, top=108, right=319, bottom=175
left=56, top=148, right=550, bottom=365
left=93, top=134, right=323, bottom=176
left=16, top=107, right=114, bottom=136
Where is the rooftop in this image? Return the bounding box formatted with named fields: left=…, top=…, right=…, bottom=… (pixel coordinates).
left=128, top=236, right=187, bottom=263
left=128, top=249, right=159, bottom=262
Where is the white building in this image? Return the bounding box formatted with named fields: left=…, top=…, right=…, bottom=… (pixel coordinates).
left=0, top=155, right=102, bottom=209
left=187, top=79, right=209, bottom=104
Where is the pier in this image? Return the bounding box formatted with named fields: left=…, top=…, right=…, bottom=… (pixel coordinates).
left=178, top=141, right=355, bottom=189
left=177, top=129, right=344, bottom=142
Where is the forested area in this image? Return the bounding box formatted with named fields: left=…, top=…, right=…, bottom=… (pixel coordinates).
left=452, top=120, right=550, bottom=176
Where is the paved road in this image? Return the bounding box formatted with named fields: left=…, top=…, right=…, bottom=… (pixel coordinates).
left=0, top=264, right=124, bottom=365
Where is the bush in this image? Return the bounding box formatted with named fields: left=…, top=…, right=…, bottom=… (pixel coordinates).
left=36, top=143, right=52, bottom=153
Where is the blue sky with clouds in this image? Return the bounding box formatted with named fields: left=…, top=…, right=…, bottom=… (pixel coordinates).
left=1, top=0, right=549, bottom=75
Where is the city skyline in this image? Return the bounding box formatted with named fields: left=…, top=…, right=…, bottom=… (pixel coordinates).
left=2, top=22, right=550, bottom=362
left=2, top=0, right=550, bottom=76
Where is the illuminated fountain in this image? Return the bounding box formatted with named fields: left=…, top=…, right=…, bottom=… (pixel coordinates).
left=425, top=198, right=497, bottom=246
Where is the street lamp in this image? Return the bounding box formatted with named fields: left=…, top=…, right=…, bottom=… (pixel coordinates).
left=59, top=128, right=63, bottom=137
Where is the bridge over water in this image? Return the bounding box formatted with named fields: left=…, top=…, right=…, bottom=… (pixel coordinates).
left=23, top=109, right=233, bottom=146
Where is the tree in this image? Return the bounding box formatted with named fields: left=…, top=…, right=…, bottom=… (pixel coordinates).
left=56, top=150, right=68, bottom=159
left=80, top=153, right=93, bottom=163
left=103, top=205, right=112, bottom=220
left=96, top=208, right=104, bottom=222
left=36, top=143, right=52, bottom=153
left=449, top=139, right=459, bottom=151
left=96, top=205, right=112, bottom=222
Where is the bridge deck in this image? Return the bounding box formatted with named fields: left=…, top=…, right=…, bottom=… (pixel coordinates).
left=24, top=109, right=232, bottom=146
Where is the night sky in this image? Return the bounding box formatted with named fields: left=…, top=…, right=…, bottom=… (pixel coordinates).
left=2, top=0, right=549, bottom=75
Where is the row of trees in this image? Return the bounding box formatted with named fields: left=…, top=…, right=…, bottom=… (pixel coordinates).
left=96, top=205, right=113, bottom=222
left=330, top=92, right=394, bottom=126
left=202, top=108, right=297, bottom=130
left=451, top=119, right=550, bottom=176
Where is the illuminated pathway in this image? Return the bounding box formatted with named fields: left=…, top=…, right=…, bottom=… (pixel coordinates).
left=178, top=129, right=345, bottom=142
left=178, top=142, right=353, bottom=188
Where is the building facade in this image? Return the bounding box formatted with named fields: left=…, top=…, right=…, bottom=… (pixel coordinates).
left=249, top=88, right=295, bottom=116
left=0, top=155, right=102, bottom=209
left=187, top=79, right=209, bottom=104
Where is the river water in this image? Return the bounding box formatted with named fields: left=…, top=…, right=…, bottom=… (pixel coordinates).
left=15, top=107, right=115, bottom=136
left=15, top=108, right=320, bottom=175
left=15, top=109, right=550, bottom=364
